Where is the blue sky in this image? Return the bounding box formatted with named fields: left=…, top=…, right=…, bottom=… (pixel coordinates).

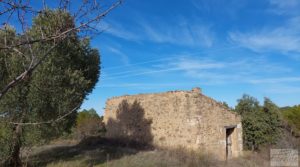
left=81, top=0, right=300, bottom=115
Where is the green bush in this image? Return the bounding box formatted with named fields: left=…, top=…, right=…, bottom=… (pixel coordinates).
left=281, top=105, right=300, bottom=136
left=235, top=95, right=281, bottom=150
left=75, top=109, right=105, bottom=139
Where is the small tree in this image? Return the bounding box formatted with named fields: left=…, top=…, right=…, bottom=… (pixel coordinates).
left=262, top=98, right=281, bottom=144
left=235, top=94, right=260, bottom=115
left=282, top=105, right=300, bottom=136
left=75, top=109, right=105, bottom=139
left=0, top=12, right=100, bottom=165
left=235, top=95, right=281, bottom=150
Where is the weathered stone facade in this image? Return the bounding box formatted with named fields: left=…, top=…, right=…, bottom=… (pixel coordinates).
left=104, top=88, right=243, bottom=160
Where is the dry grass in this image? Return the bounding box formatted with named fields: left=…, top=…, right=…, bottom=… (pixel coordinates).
left=46, top=160, right=87, bottom=167
left=25, top=134, right=300, bottom=167
left=27, top=136, right=146, bottom=167
left=44, top=149, right=271, bottom=167
left=26, top=137, right=273, bottom=167
left=95, top=148, right=271, bottom=167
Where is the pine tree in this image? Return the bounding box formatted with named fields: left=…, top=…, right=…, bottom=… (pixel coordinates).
left=0, top=10, right=100, bottom=165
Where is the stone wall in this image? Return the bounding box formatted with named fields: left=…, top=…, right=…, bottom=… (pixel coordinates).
left=104, top=88, right=243, bottom=160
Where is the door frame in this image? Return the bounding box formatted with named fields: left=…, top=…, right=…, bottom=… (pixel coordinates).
left=225, top=125, right=237, bottom=160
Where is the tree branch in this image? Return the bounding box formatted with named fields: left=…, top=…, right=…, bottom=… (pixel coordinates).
left=0, top=0, right=122, bottom=50
left=0, top=43, right=58, bottom=100
left=8, top=104, right=80, bottom=126
left=0, top=0, right=122, bottom=100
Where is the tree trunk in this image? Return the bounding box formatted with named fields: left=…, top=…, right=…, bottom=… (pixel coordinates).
left=5, top=124, right=22, bottom=167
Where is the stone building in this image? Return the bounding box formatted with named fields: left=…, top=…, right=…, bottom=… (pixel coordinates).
left=104, top=88, right=243, bottom=160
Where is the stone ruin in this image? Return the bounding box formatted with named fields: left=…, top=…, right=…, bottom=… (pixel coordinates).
left=103, top=87, right=243, bottom=160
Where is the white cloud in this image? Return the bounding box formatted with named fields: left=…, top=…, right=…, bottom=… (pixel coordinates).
left=229, top=17, right=300, bottom=53
left=270, top=0, right=299, bottom=8
left=101, top=21, right=140, bottom=41
left=107, top=47, right=130, bottom=65
left=101, top=54, right=295, bottom=86
left=269, top=0, right=300, bottom=15
left=191, top=0, right=247, bottom=19
left=102, top=57, right=225, bottom=81
left=140, top=22, right=214, bottom=47
left=163, top=56, right=295, bottom=84
left=169, top=57, right=225, bottom=70
left=101, top=18, right=214, bottom=47
left=168, top=59, right=241, bottom=83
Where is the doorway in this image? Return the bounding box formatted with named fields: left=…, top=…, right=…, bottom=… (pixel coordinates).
left=226, top=127, right=235, bottom=160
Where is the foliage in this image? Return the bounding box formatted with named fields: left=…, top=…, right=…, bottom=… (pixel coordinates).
left=220, top=101, right=232, bottom=110
left=235, top=95, right=281, bottom=150
left=281, top=105, right=300, bottom=136
left=75, top=109, right=105, bottom=139
left=0, top=122, right=13, bottom=159
left=77, top=109, right=100, bottom=125
left=235, top=95, right=260, bottom=115
left=262, top=98, right=281, bottom=142
left=0, top=10, right=100, bottom=161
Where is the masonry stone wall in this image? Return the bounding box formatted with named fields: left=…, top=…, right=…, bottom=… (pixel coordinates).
left=104, top=88, right=243, bottom=160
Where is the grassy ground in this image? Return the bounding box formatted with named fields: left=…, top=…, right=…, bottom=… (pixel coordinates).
left=28, top=136, right=143, bottom=167
left=44, top=150, right=271, bottom=167
left=25, top=136, right=277, bottom=167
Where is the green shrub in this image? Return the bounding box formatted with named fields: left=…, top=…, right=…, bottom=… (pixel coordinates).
left=281, top=105, right=300, bottom=136
left=235, top=95, right=281, bottom=150
left=75, top=109, right=105, bottom=139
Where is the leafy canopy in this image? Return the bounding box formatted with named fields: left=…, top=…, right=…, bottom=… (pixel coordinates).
left=281, top=105, right=300, bottom=136
left=235, top=95, right=281, bottom=150
left=75, top=109, right=105, bottom=139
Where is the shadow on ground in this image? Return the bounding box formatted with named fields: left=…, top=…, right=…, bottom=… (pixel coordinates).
left=29, top=99, right=154, bottom=167
left=29, top=136, right=154, bottom=167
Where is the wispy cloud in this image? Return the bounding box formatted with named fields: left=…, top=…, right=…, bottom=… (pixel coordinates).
left=270, top=0, right=299, bottom=8
left=101, top=18, right=214, bottom=47
left=107, top=47, right=130, bottom=65
left=140, top=21, right=214, bottom=47
left=268, top=0, right=300, bottom=15
left=161, top=56, right=296, bottom=85
left=229, top=0, right=300, bottom=54
left=264, top=84, right=300, bottom=94
left=248, top=77, right=300, bottom=84
left=229, top=16, right=300, bottom=53
left=168, top=57, right=225, bottom=70
left=167, top=58, right=242, bottom=84
left=101, top=21, right=140, bottom=41
left=191, top=0, right=247, bottom=19
left=102, top=54, right=294, bottom=86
